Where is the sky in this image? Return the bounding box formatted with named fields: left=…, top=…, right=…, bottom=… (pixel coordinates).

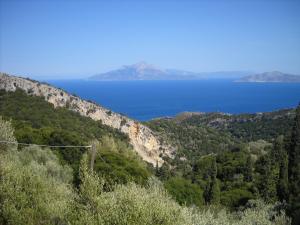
left=0, top=0, right=300, bottom=79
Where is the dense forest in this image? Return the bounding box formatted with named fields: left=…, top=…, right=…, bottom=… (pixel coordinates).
left=146, top=109, right=294, bottom=159
left=0, top=89, right=299, bottom=224
left=147, top=108, right=300, bottom=224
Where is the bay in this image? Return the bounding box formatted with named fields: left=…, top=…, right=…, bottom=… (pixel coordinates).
left=47, top=80, right=300, bottom=121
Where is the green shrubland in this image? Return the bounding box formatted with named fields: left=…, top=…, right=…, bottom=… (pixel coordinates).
left=0, top=113, right=292, bottom=225
left=0, top=90, right=298, bottom=224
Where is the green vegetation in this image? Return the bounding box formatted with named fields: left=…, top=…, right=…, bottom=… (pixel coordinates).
left=0, top=118, right=291, bottom=224
left=175, top=110, right=295, bottom=142
left=0, top=89, right=128, bottom=145
left=288, top=106, right=300, bottom=224
left=0, top=89, right=134, bottom=183
left=146, top=118, right=237, bottom=160
left=92, top=137, right=151, bottom=188
left=0, top=89, right=298, bottom=224
left=164, top=177, right=204, bottom=207
left=0, top=116, right=16, bottom=152
left=148, top=107, right=299, bottom=224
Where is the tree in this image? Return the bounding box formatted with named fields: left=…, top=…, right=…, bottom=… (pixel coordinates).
left=204, top=157, right=220, bottom=205
left=288, top=105, right=300, bottom=224
left=272, top=136, right=289, bottom=202
left=271, top=135, right=285, bottom=163
left=288, top=105, right=300, bottom=199
left=164, top=177, right=204, bottom=207
left=244, top=154, right=253, bottom=182
left=155, top=163, right=171, bottom=181
left=256, top=154, right=277, bottom=202
left=278, top=150, right=289, bottom=201
left=210, top=176, right=221, bottom=205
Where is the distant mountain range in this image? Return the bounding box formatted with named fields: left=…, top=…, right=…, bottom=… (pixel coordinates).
left=89, top=62, right=251, bottom=80
left=236, top=71, right=300, bottom=83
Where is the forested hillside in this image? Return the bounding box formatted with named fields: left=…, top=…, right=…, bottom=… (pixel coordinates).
left=0, top=89, right=299, bottom=224
left=0, top=89, right=151, bottom=185
left=177, top=110, right=295, bottom=141
left=147, top=108, right=299, bottom=224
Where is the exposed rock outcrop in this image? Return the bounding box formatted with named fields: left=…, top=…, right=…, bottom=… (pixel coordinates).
left=0, top=73, right=174, bottom=166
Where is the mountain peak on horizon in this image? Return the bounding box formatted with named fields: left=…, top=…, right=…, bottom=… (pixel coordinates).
left=89, top=63, right=252, bottom=81
left=123, top=61, right=164, bottom=73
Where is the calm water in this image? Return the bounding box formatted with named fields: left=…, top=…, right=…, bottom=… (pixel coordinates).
left=47, top=80, right=300, bottom=121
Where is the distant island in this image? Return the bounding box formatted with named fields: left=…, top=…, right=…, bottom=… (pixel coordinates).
left=89, top=62, right=250, bottom=80
left=236, top=71, right=300, bottom=83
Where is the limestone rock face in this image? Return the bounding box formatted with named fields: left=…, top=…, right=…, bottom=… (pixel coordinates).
left=0, top=73, right=174, bottom=166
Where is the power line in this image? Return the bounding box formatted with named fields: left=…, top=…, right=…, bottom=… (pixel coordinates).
left=0, top=140, right=107, bottom=164
left=0, top=140, right=92, bottom=148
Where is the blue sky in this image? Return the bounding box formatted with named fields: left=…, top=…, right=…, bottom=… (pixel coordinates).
left=0, top=0, right=300, bottom=79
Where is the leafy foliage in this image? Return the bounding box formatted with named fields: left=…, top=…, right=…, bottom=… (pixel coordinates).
left=0, top=89, right=297, bottom=224
left=0, top=146, right=75, bottom=225
left=179, top=110, right=295, bottom=142
left=0, top=111, right=292, bottom=225
left=0, top=89, right=128, bottom=147
left=146, top=118, right=237, bottom=161
left=0, top=89, right=132, bottom=182
left=0, top=116, right=16, bottom=152
left=92, top=137, right=151, bottom=187
left=288, top=105, right=300, bottom=224
left=164, top=177, right=204, bottom=207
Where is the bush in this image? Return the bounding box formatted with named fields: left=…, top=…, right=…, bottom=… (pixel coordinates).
left=0, top=147, right=291, bottom=225
left=0, top=146, right=75, bottom=225
left=92, top=137, right=151, bottom=187
left=221, top=188, right=255, bottom=208
left=0, top=117, right=16, bottom=152
left=237, top=200, right=291, bottom=225
left=76, top=174, right=192, bottom=225
left=165, top=177, right=204, bottom=207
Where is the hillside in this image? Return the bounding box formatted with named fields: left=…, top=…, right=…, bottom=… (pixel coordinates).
left=0, top=75, right=298, bottom=224
left=1, top=100, right=297, bottom=225
left=174, top=109, right=295, bottom=141
left=0, top=72, right=174, bottom=166
left=146, top=109, right=295, bottom=162
left=0, top=89, right=152, bottom=185
left=146, top=107, right=300, bottom=224
left=237, top=71, right=300, bottom=83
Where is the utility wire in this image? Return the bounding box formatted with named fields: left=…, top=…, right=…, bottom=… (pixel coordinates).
left=0, top=140, right=107, bottom=164
left=0, top=140, right=92, bottom=148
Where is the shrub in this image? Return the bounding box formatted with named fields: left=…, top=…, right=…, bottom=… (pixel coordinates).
left=92, top=137, right=151, bottom=187
left=0, top=116, right=16, bottom=152
left=221, top=188, right=255, bottom=208
left=165, top=177, right=204, bottom=207
left=76, top=176, right=192, bottom=225
left=0, top=147, right=75, bottom=225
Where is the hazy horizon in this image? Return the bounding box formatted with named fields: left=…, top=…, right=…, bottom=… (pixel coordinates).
left=1, top=0, right=300, bottom=79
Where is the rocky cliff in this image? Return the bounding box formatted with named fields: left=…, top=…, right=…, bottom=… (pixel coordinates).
left=0, top=73, right=174, bottom=166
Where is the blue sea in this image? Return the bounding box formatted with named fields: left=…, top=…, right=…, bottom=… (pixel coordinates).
left=47, top=80, right=300, bottom=121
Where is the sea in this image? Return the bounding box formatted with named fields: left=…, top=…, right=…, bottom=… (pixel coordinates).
left=47, top=80, right=300, bottom=121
